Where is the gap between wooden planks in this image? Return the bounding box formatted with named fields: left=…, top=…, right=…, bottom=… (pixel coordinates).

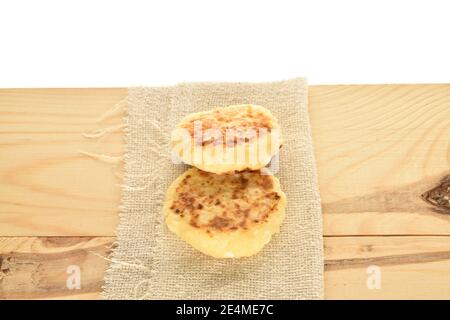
left=1, top=236, right=450, bottom=300
left=0, top=85, right=449, bottom=299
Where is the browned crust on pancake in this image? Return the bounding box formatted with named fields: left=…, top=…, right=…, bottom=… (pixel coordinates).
left=180, top=106, right=274, bottom=146
left=169, top=170, right=282, bottom=233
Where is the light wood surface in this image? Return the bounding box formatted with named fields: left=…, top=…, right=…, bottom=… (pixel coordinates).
left=1, top=86, right=449, bottom=236
left=1, top=236, right=449, bottom=299
left=310, top=85, right=450, bottom=236
left=0, top=85, right=449, bottom=299
left=0, top=89, right=125, bottom=236
left=0, top=237, right=111, bottom=299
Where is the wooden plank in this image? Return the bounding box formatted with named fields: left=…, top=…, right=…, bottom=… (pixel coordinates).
left=0, top=85, right=449, bottom=236
left=0, top=236, right=112, bottom=299
left=309, top=85, right=450, bottom=235
left=0, top=89, right=125, bottom=236
left=324, top=235, right=450, bottom=299
left=1, top=236, right=450, bottom=299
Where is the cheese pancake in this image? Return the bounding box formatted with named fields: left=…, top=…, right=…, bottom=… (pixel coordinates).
left=171, top=104, right=282, bottom=174
left=163, top=168, right=286, bottom=258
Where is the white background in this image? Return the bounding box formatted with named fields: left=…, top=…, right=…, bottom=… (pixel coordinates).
left=1, top=0, right=449, bottom=87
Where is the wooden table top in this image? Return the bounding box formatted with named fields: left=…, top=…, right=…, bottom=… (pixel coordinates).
left=0, top=85, right=449, bottom=299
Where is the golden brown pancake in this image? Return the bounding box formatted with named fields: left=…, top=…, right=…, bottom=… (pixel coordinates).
left=163, top=167, right=286, bottom=258
left=171, top=104, right=282, bottom=174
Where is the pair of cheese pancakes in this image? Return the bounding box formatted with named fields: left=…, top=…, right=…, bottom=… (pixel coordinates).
left=164, top=105, right=286, bottom=258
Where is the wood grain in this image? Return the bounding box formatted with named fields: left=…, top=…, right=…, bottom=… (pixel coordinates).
left=309, top=85, right=450, bottom=235
left=0, top=89, right=125, bottom=236
left=1, top=86, right=449, bottom=299
left=324, top=235, right=450, bottom=299
left=1, top=236, right=449, bottom=300
left=1, top=86, right=449, bottom=236
left=0, top=236, right=112, bottom=299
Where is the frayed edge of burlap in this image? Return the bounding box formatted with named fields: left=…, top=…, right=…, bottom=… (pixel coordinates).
left=302, top=79, right=325, bottom=300
left=133, top=88, right=175, bottom=300
left=101, top=87, right=175, bottom=300
left=75, top=95, right=142, bottom=299
left=99, top=94, right=130, bottom=299
left=100, top=91, right=145, bottom=300
left=100, top=80, right=325, bottom=299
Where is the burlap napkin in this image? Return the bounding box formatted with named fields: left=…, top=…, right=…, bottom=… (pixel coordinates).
left=103, top=78, right=324, bottom=299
